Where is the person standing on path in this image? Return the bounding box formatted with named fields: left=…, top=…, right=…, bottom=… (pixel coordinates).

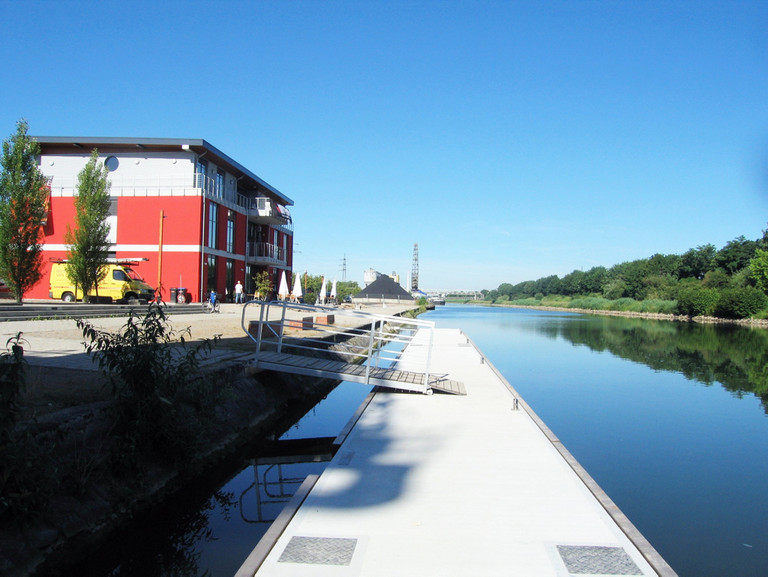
left=234, top=280, right=244, bottom=304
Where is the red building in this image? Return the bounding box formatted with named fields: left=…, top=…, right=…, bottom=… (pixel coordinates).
left=30, top=137, right=293, bottom=303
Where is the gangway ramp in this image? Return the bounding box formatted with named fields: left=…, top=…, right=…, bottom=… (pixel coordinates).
left=253, top=351, right=466, bottom=395
left=241, top=301, right=465, bottom=395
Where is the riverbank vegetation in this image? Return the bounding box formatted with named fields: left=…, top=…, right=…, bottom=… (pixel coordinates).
left=0, top=306, right=340, bottom=576
left=472, top=230, right=768, bottom=320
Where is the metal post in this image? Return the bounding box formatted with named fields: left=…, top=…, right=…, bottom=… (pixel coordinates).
left=365, top=319, right=376, bottom=384
left=423, top=324, right=434, bottom=388
left=277, top=301, right=287, bottom=353
left=256, top=301, right=266, bottom=356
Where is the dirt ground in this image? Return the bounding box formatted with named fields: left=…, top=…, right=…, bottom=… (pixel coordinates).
left=10, top=308, right=254, bottom=418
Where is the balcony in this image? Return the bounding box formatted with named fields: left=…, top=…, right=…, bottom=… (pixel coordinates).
left=248, top=197, right=291, bottom=226
left=247, top=242, right=287, bottom=265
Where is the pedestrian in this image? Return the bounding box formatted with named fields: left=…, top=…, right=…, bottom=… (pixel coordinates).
left=235, top=280, right=244, bottom=304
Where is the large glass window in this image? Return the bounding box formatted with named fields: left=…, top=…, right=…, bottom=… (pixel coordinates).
left=226, top=260, right=234, bottom=298
left=216, top=169, right=225, bottom=198
left=227, top=210, right=235, bottom=253
left=207, top=202, right=218, bottom=249
left=207, top=255, right=217, bottom=292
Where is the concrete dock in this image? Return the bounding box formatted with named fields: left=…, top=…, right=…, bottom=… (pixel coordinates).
left=238, top=327, right=677, bottom=576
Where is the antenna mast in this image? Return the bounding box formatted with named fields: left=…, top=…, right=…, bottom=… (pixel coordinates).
left=411, top=243, right=419, bottom=291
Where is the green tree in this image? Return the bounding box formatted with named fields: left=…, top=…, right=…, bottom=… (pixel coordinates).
left=679, top=244, right=716, bottom=279
left=252, top=270, right=273, bottom=300
left=749, top=248, right=768, bottom=293
left=336, top=280, right=360, bottom=302
left=560, top=269, right=585, bottom=295
left=582, top=267, right=607, bottom=294
left=0, top=120, right=50, bottom=302
left=714, top=235, right=758, bottom=275
left=64, top=149, right=112, bottom=303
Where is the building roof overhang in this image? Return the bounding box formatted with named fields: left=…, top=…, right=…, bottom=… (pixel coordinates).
left=33, top=136, right=293, bottom=206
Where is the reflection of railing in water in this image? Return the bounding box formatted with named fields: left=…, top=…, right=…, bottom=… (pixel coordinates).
left=240, top=444, right=334, bottom=523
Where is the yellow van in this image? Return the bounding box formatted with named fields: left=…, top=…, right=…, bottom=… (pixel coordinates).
left=49, top=260, right=155, bottom=303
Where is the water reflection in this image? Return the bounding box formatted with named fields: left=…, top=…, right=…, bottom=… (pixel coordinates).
left=429, top=305, right=768, bottom=413
left=426, top=305, right=768, bottom=577
left=524, top=315, right=768, bottom=413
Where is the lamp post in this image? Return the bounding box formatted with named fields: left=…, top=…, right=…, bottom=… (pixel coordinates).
left=157, top=210, right=166, bottom=301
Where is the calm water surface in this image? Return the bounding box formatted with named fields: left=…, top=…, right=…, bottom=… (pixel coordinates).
left=424, top=304, right=768, bottom=577
left=92, top=304, right=768, bottom=577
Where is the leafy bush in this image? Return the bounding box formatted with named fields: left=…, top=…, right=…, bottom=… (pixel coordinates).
left=609, top=298, right=642, bottom=312
left=677, top=286, right=720, bottom=316
left=640, top=299, right=678, bottom=314
left=78, top=304, right=225, bottom=474
left=0, top=333, right=26, bottom=439
left=714, top=287, right=768, bottom=319
left=568, top=296, right=610, bottom=310
left=0, top=333, right=53, bottom=522
left=510, top=297, right=539, bottom=306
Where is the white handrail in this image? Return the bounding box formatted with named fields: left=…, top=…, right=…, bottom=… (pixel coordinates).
left=241, top=300, right=434, bottom=387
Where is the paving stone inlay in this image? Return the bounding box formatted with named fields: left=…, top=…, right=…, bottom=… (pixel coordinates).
left=278, top=536, right=357, bottom=565
left=557, top=545, right=643, bottom=575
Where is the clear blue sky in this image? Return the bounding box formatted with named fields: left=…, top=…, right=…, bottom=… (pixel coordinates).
left=2, top=0, right=766, bottom=291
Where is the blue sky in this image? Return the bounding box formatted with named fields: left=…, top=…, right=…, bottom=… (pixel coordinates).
left=1, top=0, right=766, bottom=291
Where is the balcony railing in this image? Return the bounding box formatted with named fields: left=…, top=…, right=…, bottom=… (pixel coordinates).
left=247, top=242, right=286, bottom=264
left=47, top=173, right=289, bottom=224
left=249, top=197, right=291, bottom=225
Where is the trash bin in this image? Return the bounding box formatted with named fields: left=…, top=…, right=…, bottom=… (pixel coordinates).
left=170, top=288, right=178, bottom=304
left=177, top=288, right=187, bottom=304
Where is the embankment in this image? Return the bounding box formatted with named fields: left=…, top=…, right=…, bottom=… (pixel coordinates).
left=480, top=302, right=768, bottom=328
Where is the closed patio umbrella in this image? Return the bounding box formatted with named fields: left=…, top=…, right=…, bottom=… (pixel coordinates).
left=291, top=273, right=302, bottom=301
left=278, top=271, right=289, bottom=300
left=318, top=277, right=327, bottom=305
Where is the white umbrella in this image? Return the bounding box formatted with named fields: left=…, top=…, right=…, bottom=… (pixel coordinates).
left=319, top=277, right=327, bottom=305
left=278, top=270, right=289, bottom=300
left=330, top=279, right=337, bottom=301
left=291, top=273, right=302, bottom=301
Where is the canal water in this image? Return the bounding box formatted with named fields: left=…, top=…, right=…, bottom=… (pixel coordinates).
left=86, top=304, right=768, bottom=577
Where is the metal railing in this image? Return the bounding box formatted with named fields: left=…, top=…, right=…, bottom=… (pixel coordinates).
left=241, top=300, right=435, bottom=388
left=247, top=242, right=286, bottom=264
left=48, top=172, right=267, bottom=213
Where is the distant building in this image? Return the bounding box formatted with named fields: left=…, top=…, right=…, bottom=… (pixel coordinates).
left=29, top=137, right=293, bottom=303
left=353, top=275, right=414, bottom=304
left=363, top=268, right=400, bottom=287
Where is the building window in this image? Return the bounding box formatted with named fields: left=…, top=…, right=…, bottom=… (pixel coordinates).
left=216, top=168, right=225, bottom=198
left=207, top=202, right=218, bottom=249
left=227, top=210, right=235, bottom=253
left=207, top=255, right=217, bottom=292
left=196, top=159, right=208, bottom=189
left=226, top=259, right=234, bottom=298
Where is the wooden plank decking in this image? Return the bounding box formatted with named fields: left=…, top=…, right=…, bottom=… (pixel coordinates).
left=253, top=351, right=466, bottom=395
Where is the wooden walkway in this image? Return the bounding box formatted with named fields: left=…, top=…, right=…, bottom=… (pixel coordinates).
left=253, top=351, right=466, bottom=395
